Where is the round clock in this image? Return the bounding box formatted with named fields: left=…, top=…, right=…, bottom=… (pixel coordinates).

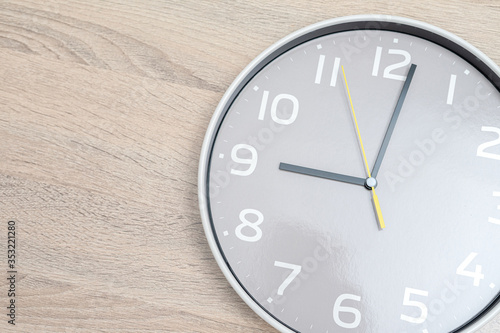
left=198, top=15, right=500, bottom=332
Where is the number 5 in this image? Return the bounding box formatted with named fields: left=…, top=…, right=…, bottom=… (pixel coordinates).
left=400, top=287, right=429, bottom=324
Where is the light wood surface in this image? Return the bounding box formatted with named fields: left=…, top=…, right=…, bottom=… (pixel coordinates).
left=0, top=1, right=499, bottom=332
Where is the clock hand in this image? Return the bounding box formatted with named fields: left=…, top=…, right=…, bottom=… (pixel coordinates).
left=342, top=65, right=385, bottom=229
left=279, top=162, right=366, bottom=187
left=371, top=64, right=417, bottom=178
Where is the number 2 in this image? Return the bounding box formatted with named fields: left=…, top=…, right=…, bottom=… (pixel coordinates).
left=477, top=126, right=500, bottom=161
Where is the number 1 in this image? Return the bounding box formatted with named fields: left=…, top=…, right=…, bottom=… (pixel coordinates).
left=447, top=74, right=457, bottom=105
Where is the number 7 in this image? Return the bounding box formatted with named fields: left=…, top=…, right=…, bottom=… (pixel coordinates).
left=274, top=261, right=302, bottom=296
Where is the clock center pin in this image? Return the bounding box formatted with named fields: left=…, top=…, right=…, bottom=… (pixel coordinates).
left=365, top=177, right=377, bottom=190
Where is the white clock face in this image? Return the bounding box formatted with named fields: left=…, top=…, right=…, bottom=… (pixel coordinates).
left=199, top=17, right=500, bottom=333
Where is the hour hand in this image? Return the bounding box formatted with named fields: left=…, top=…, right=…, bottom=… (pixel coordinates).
left=279, top=163, right=366, bottom=187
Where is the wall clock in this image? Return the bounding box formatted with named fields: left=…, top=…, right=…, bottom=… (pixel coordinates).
left=198, top=15, right=500, bottom=332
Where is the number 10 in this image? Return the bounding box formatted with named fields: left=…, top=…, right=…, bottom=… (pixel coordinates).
left=258, top=91, right=299, bottom=125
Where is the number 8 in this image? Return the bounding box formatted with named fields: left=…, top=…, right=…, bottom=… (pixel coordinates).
left=235, top=209, right=264, bottom=242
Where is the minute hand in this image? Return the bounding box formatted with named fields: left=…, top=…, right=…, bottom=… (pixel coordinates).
left=371, top=64, right=417, bottom=178
left=279, top=162, right=366, bottom=187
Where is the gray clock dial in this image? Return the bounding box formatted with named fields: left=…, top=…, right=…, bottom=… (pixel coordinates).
left=199, top=16, right=500, bottom=333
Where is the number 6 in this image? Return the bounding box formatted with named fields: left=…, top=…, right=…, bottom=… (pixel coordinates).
left=333, top=294, right=362, bottom=329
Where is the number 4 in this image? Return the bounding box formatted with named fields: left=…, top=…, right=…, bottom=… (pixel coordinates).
left=457, top=252, right=485, bottom=287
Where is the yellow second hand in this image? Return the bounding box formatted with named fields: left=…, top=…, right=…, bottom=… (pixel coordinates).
left=342, top=66, right=372, bottom=178
left=341, top=66, right=386, bottom=229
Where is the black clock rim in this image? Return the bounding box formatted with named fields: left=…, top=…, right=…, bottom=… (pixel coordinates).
left=203, top=18, right=500, bottom=333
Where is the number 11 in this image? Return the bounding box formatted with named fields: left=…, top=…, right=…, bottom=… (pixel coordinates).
left=315, top=55, right=341, bottom=87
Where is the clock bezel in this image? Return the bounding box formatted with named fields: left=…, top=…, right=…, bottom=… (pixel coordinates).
left=198, top=14, right=500, bottom=333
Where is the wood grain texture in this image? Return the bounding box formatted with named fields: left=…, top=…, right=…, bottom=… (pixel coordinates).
left=0, top=1, right=498, bottom=332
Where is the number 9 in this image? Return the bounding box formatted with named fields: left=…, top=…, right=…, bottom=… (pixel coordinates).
left=230, top=144, right=258, bottom=176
